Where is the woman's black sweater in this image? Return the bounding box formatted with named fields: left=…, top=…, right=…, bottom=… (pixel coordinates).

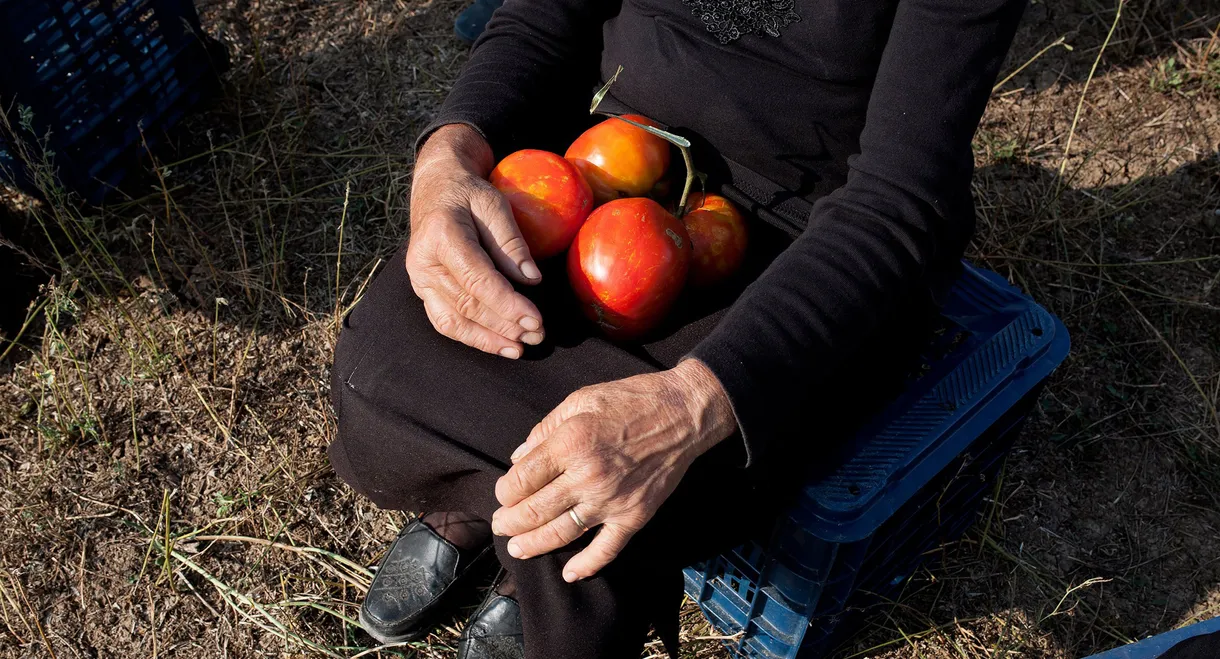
left=420, top=0, right=1027, bottom=465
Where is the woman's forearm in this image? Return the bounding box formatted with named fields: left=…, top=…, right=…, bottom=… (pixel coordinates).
left=416, top=124, right=495, bottom=178
left=671, top=359, right=738, bottom=457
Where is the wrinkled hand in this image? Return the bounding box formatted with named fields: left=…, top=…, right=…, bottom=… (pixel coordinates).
left=491, top=359, right=737, bottom=582
left=406, top=124, right=544, bottom=359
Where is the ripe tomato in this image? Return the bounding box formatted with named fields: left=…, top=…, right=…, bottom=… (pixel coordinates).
left=567, top=197, right=691, bottom=339
left=564, top=115, right=671, bottom=206
left=489, top=149, right=594, bottom=260
left=682, top=192, right=749, bottom=287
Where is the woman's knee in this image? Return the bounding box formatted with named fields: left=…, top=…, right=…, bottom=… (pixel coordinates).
left=330, top=252, right=415, bottom=410
left=330, top=308, right=371, bottom=408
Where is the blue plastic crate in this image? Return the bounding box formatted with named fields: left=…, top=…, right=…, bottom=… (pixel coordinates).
left=683, top=262, right=1071, bottom=659
left=0, top=0, right=225, bottom=202
left=1084, top=617, right=1220, bottom=659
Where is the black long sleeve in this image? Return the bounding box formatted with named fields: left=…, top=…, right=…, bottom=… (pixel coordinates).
left=416, top=0, right=622, bottom=156
left=688, top=0, right=1026, bottom=464
left=421, top=0, right=1027, bottom=465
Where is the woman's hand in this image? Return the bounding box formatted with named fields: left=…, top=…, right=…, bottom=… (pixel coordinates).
left=406, top=124, right=545, bottom=359
left=491, top=359, right=737, bottom=582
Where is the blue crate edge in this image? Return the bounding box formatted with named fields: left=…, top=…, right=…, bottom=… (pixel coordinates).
left=1085, top=617, right=1220, bottom=659
left=800, top=262, right=1070, bottom=542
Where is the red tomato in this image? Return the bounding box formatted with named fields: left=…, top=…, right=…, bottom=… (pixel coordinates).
left=567, top=198, right=691, bottom=339
left=682, top=192, right=749, bottom=287
left=565, top=115, right=671, bottom=206
left=489, top=149, right=594, bottom=260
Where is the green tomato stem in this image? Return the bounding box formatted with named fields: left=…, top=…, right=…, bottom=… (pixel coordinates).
left=677, top=144, right=695, bottom=217
left=590, top=65, right=698, bottom=217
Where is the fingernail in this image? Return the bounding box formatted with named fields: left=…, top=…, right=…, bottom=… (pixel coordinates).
left=499, top=346, right=521, bottom=359
left=510, top=443, right=528, bottom=462
left=520, top=260, right=541, bottom=281
left=519, top=315, right=541, bottom=332
left=521, top=332, right=543, bottom=346
left=563, top=571, right=578, bottom=583
left=507, top=540, right=522, bottom=558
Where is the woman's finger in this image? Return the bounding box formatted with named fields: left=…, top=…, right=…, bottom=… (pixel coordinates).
left=495, top=436, right=565, bottom=508
left=438, top=222, right=543, bottom=334
left=492, top=474, right=578, bottom=538
left=429, top=271, right=543, bottom=346
left=511, top=391, right=585, bottom=463
left=502, top=502, right=595, bottom=560
left=469, top=183, right=542, bottom=285
left=562, top=522, right=634, bottom=582
left=419, top=289, right=524, bottom=359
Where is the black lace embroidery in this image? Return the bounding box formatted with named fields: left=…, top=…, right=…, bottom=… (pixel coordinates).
left=682, top=0, right=801, bottom=44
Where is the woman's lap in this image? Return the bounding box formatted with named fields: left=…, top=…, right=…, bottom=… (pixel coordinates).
left=329, top=220, right=934, bottom=519
left=328, top=241, right=758, bottom=518
left=328, top=234, right=936, bottom=658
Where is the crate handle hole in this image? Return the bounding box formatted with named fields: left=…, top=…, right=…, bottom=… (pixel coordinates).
left=847, top=484, right=861, bottom=496
left=1031, top=327, right=1043, bottom=336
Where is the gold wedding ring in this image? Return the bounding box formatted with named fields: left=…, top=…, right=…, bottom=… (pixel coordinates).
left=568, top=507, right=589, bottom=533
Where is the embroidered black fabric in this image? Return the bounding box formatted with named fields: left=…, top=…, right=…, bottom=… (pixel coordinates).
left=681, top=0, right=800, bottom=43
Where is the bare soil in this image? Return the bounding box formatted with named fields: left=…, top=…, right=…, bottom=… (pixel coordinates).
left=1, top=0, right=1218, bottom=657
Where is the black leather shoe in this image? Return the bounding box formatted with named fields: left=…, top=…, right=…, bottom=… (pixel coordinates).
left=457, top=591, right=524, bottom=659
left=359, top=519, right=492, bottom=644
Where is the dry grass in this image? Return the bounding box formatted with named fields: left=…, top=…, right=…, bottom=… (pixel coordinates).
left=1, top=0, right=1218, bottom=657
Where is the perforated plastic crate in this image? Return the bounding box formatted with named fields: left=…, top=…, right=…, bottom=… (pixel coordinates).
left=0, top=0, right=226, bottom=201
left=683, top=262, right=1071, bottom=659
left=1084, top=617, right=1220, bottom=659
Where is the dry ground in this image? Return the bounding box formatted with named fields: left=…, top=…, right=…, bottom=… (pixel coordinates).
left=1, top=0, right=1219, bottom=657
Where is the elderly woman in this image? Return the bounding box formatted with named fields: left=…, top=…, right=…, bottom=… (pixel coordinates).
left=328, top=0, right=1026, bottom=656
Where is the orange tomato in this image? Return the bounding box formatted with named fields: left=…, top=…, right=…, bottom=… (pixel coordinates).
left=567, top=198, right=691, bottom=339
left=489, top=149, right=594, bottom=260
left=564, top=115, right=671, bottom=206
left=682, top=192, right=749, bottom=287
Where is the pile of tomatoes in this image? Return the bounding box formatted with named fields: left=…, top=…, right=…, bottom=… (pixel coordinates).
left=489, top=114, right=748, bottom=340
